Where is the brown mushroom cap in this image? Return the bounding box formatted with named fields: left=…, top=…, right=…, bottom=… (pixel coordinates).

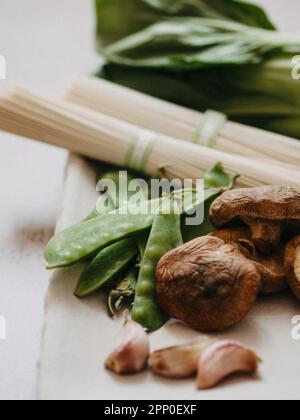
left=284, top=236, right=300, bottom=301
left=210, top=186, right=300, bottom=254
left=156, top=236, right=261, bottom=332
left=210, top=186, right=300, bottom=225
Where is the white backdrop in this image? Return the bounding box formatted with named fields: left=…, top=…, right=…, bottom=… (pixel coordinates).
left=0, top=0, right=298, bottom=400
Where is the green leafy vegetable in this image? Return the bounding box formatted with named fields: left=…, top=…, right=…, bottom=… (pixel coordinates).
left=204, top=161, right=239, bottom=189
left=96, top=0, right=300, bottom=138
left=96, top=0, right=275, bottom=48
left=98, top=0, right=284, bottom=70
left=103, top=19, right=298, bottom=69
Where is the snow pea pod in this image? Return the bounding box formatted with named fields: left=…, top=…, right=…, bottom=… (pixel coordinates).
left=45, top=212, right=154, bottom=269
left=83, top=207, right=111, bottom=222
left=75, top=238, right=138, bottom=298
left=45, top=189, right=212, bottom=270
left=136, top=233, right=149, bottom=261
left=132, top=203, right=183, bottom=331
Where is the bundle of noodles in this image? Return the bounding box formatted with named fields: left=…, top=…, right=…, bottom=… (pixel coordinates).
left=0, top=86, right=300, bottom=190
left=66, top=77, right=300, bottom=167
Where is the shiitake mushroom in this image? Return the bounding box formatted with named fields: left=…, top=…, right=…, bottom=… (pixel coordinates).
left=156, top=186, right=300, bottom=332
left=156, top=236, right=261, bottom=332
left=209, top=185, right=300, bottom=254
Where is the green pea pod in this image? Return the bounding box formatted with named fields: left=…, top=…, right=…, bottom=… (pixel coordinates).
left=75, top=239, right=138, bottom=298
left=132, top=203, right=183, bottom=331
left=136, top=233, right=149, bottom=260
left=83, top=205, right=113, bottom=222
left=45, top=212, right=154, bottom=269
left=45, top=185, right=225, bottom=269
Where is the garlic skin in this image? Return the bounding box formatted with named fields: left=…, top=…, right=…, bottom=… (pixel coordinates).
left=197, top=340, right=260, bottom=389
left=105, top=319, right=150, bottom=375
left=151, top=338, right=212, bottom=379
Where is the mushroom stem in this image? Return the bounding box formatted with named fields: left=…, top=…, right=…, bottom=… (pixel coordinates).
left=284, top=236, right=300, bottom=301
left=197, top=341, right=260, bottom=390
left=247, top=219, right=282, bottom=254
left=257, top=254, right=287, bottom=294
left=212, top=228, right=287, bottom=294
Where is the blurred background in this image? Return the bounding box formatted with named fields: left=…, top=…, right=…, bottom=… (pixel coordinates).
left=0, top=0, right=298, bottom=400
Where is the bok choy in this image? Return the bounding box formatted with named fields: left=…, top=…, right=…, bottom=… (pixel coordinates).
left=95, top=0, right=300, bottom=139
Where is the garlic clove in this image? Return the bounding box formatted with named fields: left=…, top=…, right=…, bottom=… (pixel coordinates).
left=197, top=340, right=260, bottom=389
left=151, top=337, right=213, bottom=379
left=105, top=318, right=150, bottom=375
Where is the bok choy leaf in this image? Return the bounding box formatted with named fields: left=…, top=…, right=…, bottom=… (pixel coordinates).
left=95, top=0, right=300, bottom=139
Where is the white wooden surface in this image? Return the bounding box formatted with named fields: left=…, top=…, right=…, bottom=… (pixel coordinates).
left=0, top=0, right=299, bottom=400
left=0, top=0, right=98, bottom=400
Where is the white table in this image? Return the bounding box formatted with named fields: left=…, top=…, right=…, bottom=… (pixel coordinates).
left=0, top=0, right=98, bottom=400
left=0, top=0, right=298, bottom=400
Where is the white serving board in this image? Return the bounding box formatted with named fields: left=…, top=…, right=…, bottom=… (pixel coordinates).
left=38, top=154, right=300, bottom=400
